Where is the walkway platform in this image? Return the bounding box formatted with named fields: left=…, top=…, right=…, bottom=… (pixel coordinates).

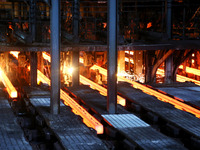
left=0, top=89, right=32, bottom=150
left=67, top=85, right=186, bottom=150
left=24, top=87, right=108, bottom=150
left=117, top=82, right=200, bottom=148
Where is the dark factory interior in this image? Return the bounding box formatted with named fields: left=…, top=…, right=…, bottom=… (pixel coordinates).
left=0, top=0, right=200, bottom=149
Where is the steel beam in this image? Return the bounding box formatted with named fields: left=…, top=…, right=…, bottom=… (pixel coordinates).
left=166, top=0, right=172, bottom=39
left=72, top=49, right=79, bottom=86
left=30, top=52, right=37, bottom=86
left=107, top=0, right=117, bottom=114
left=50, top=0, right=60, bottom=115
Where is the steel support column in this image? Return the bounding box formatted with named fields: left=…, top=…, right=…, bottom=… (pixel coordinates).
left=50, top=0, right=60, bottom=114
left=165, top=54, right=173, bottom=83
left=73, top=0, right=80, bottom=43
left=72, top=49, right=79, bottom=86
left=166, top=0, right=172, bottom=39
left=145, top=51, right=153, bottom=83
left=29, top=0, right=36, bottom=41
left=107, top=0, right=117, bottom=114
left=30, top=52, right=37, bottom=86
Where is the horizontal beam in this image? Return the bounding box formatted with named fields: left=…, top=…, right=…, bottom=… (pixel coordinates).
left=1, top=40, right=200, bottom=52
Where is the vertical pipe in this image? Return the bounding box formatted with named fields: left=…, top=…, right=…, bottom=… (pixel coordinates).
left=107, top=0, right=117, bottom=114
left=166, top=0, right=172, bottom=39
left=50, top=0, right=60, bottom=115
left=30, top=52, right=37, bottom=86
left=73, top=0, right=79, bottom=43
left=72, top=48, right=79, bottom=86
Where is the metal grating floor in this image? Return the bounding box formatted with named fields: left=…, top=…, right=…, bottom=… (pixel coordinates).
left=102, top=114, right=149, bottom=128
left=68, top=85, right=186, bottom=150
left=0, top=90, right=32, bottom=150
left=26, top=87, right=108, bottom=150
left=118, top=82, right=200, bottom=139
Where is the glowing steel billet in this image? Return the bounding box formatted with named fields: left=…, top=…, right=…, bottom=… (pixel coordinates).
left=41, top=52, right=125, bottom=106
left=179, top=65, right=200, bottom=76
left=0, top=67, right=17, bottom=98
left=37, top=70, right=103, bottom=134
left=10, top=51, right=19, bottom=59
left=10, top=51, right=103, bottom=134
left=157, top=69, right=200, bottom=86
left=42, top=52, right=51, bottom=62
left=91, top=65, right=200, bottom=118
left=80, top=75, right=126, bottom=106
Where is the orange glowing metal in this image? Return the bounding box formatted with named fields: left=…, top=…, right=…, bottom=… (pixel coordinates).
left=157, top=69, right=200, bottom=86
left=41, top=53, right=124, bottom=106
left=37, top=70, right=103, bottom=134
left=80, top=75, right=126, bottom=106
left=42, top=52, right=51, bottom=62
left=10, top=51, right=19, bottom=59
left=10, top=51, right=104, bottom=134
left=125, top=57, right=134, bottom=63
left=79, top=57, right=84, bottom=64
left=147, top=22, right=152, bottom=28
left=179, top=65, right=200, bottom=76
left=91, top=65, right=200, bottom=118
left=0, top=67, right=17, bottom=98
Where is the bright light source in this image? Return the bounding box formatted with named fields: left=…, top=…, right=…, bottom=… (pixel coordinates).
left=12, top=52, right=104, bottom=134
left=68, top=67, right=73, bottom=75
left=10, top=51, right=19, bottom=58
left=192, top=59, right=195, bottom=64
left=42, top=52, right=51, bottom=62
